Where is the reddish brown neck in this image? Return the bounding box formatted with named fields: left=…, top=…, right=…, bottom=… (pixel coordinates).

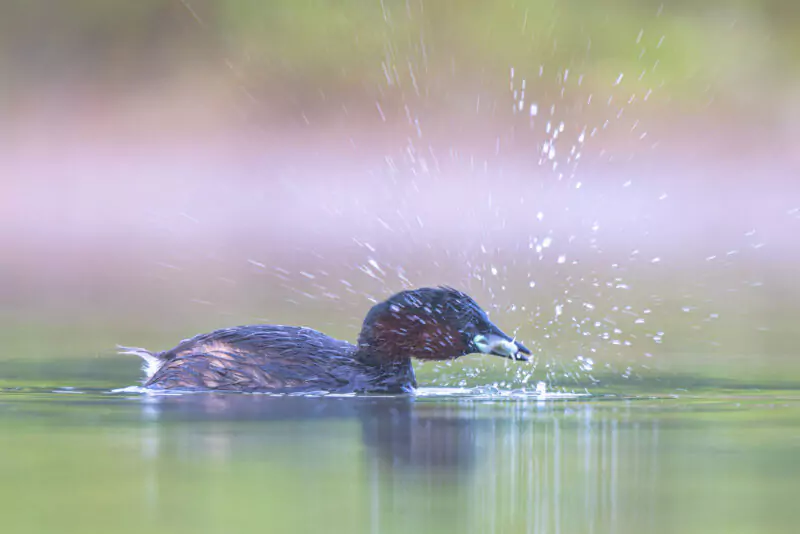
left=356, top=311, right=468, bottom=365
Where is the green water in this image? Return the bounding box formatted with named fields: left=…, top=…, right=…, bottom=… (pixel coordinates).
left=2, top=362, right=798, bottom=534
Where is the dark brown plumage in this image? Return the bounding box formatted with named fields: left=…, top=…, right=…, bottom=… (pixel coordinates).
left=120, top=286, right=530, bottom=394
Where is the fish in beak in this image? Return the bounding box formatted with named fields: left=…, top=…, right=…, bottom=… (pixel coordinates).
left=472, top=329, right=531, bottom=362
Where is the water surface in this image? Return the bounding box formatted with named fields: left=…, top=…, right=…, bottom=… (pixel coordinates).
left=2, top=370, right=798, bottom=534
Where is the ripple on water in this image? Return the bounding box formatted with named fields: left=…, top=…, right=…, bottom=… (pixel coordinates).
left=108, top=383, right=590, bottom=400
left=415, top=385, right=589, bottom=400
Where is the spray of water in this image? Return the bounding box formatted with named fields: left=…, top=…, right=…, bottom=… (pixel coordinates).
left=164, top=2, right=781, bottom=396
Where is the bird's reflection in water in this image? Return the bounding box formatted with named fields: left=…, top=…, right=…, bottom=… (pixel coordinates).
left=136, top=393, right=479, bottom=471
left=133, top=393, right=662, bottom=534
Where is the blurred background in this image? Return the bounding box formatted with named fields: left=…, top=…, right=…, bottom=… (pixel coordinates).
left=3, top=0, right=800, bottom=390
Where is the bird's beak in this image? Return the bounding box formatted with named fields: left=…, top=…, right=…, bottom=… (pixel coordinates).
left=472, top=330, right=531, bottom=362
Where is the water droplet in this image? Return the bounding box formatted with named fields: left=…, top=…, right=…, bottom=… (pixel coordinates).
left=368, top=259, right=386, bottom=276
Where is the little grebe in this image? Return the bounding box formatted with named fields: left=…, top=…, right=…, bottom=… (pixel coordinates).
left=120, top=286, right=530, bottom=393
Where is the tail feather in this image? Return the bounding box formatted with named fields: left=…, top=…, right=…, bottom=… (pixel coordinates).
left=117, top=345, right=166, bottom=381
